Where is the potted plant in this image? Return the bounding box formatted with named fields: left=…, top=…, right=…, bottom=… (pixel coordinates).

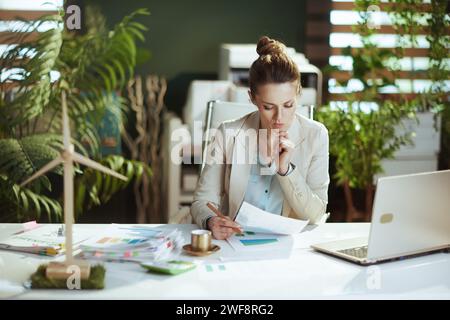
left=386, top=0, right=447, bottom=174
left=0, top=6, right=151, bottom=222
left=317, top=0, right=417, bottom=221
left=421, top=0, right=449, bottom=169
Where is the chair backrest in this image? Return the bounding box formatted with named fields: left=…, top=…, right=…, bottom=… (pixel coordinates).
left=201, top=100, right=314, bottom=171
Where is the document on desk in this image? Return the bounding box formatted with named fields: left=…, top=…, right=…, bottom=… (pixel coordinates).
left=0, top=224, right=91, bottom=256
left=235, top=201, right=309, bottom=235
left=224, top=231, right=294, bottom=261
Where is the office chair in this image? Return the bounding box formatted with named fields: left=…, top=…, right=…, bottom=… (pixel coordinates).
left=201, top=100, right=314, bottom=171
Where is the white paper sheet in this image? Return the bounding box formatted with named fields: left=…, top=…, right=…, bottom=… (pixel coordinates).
left=235, top=201, right=309, bottom=235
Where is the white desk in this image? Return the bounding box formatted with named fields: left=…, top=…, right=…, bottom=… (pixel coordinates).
left=0, top=223, right=449, bottom=299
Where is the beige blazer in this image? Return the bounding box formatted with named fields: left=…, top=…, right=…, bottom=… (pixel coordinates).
left=190, top=111, right=330, bottom=229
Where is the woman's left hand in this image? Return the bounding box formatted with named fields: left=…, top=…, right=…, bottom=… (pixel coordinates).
left=276, top=131, right=295, bottom=175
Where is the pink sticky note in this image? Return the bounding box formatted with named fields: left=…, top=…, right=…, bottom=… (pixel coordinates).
left=14, top=221, right=39, bottom=235
left=23, top=221, right=38, bottom=231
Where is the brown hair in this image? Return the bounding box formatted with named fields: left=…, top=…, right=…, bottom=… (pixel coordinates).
left=248, top=36, right=301, bottom=96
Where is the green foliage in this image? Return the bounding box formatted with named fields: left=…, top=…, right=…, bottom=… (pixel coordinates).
left=317, top=102, right=416, bottom=188
left=424, top=0, right=449, bottom=115
left=319, top=0, right=420, bottom=190
left=0, top=7, right=151, bottom=222
left=0, top=134, right=63, bottom=190
left=388, top=0, right=449, bottom=113
left=425, top=0, right=450, bottom=166
left=51, top=7, right=149, bottom=156
left=0, top=14, right=63, bottom=128
left=0, top=176, right=62, bottom=223
left=387, top=0, right=425, bottom=47
left=74, top=155, right=151, bottom=218
left=388, top=0, right=449, bottom=166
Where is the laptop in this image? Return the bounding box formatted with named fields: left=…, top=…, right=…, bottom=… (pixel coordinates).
left=311, top=170, right=450, bottom=265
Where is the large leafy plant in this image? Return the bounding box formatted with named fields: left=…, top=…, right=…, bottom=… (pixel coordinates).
left=0, top=7, right=151, bottom=222
left=422, top=0, right=449, bottom=168
left=317, top=0, right=417, bottom=221
left=388, top=0, right=449, bottom=166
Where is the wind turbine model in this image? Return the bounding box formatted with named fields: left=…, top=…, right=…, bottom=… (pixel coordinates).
left=21, top=91, right=127, bottom=280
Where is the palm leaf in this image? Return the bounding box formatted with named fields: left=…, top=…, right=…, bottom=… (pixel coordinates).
left=0, top=133, right=64, bottom=191
left=0, top=14, right=63, bottom=130
left=0, top=7, right=151, bottom=222
left=0, top=176, right=62, bottom=222
left=74, top=155, right=151, bottom=218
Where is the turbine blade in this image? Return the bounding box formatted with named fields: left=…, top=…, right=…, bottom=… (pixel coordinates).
left=20, top=156, right=63, bottom=187
left=72, top=152, right=128, bottom=181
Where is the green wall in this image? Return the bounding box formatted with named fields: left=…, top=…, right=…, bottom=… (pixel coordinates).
left=90, top=0, right=307, bottom=114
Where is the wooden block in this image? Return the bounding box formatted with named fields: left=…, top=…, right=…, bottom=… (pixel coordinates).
left=45, top=261, right=91, bottom=280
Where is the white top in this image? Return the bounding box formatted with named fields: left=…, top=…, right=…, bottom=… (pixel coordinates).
left=0, top=223, right=449, bottom=299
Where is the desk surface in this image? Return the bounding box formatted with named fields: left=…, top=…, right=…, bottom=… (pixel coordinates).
left=0, top=223, right=449, bottom=299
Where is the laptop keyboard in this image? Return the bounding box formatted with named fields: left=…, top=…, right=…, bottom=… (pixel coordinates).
left=338, top=245, right=368, bottom=259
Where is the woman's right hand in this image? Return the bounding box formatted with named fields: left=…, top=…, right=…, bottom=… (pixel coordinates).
left=207, top=216, right=242, bottom=240
left=259, top=129, right=281, bottom=165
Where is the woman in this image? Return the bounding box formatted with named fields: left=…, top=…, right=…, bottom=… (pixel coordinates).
left=191, top=36, right=330, bottom=240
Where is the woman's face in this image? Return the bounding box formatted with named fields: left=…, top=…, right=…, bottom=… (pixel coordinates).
left=249, top=81, right=299, bottom=131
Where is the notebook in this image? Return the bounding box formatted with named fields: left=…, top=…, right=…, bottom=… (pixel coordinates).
left=0, top=224, right=91, bottom=256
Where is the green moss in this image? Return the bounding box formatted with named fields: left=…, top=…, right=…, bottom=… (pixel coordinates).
left=30, top=264, right=106, bottom=289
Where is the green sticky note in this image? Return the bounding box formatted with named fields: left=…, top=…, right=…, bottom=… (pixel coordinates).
left=141, top=260, right=196, bottom=275
left=205, top=265, right=213, bottom=272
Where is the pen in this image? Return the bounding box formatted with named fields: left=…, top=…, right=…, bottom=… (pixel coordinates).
left=206, top=202, right=242, bottom=234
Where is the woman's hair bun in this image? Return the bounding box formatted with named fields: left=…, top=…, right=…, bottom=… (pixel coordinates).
left=249, top=36, right=301, bottom=95
left=256, top=36, right=286, bottom=57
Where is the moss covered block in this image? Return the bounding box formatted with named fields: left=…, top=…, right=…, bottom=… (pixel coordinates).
left=30, top=264, right=106, bottom=289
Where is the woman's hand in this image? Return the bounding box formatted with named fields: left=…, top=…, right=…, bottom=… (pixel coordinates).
left=259, top=129, right=294, bottom=174
left=207, top=216, right=242, bottom=240
left=276, top=130, right=294, bottom=175
left=259, top=129, right=281, bottom=165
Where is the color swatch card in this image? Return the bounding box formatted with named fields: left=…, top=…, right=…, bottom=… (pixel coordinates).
left=227, top=231, right=287, bottom=251
left=225, top=230, right=294, bottom=261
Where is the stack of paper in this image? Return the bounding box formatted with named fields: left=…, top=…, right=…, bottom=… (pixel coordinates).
left=0, top=224, right=91, bottom=256
left=79, top=225, right=183, bottom=263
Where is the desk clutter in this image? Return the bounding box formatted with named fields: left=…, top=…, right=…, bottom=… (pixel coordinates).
left=0, top=216, right=307, bottom=290
left=0, top=213, right=305, bottom=266
left=0, top=223, right=91, bottom=256
left=0, top=223, right=184, bottom=262
left=78, top=225, right=184, bottom=263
